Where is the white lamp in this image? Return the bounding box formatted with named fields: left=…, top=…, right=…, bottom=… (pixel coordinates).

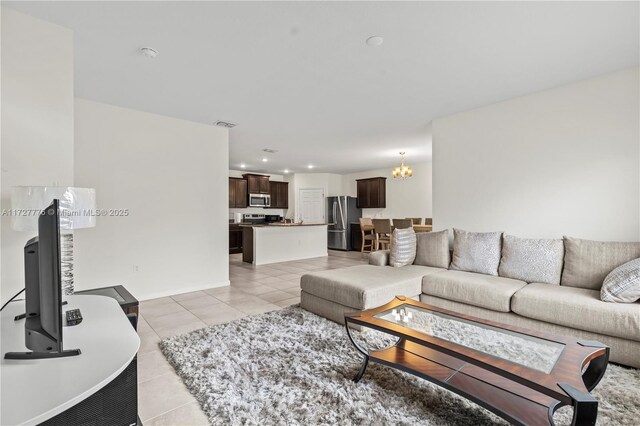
left=11, top=186, right=97, bottom=295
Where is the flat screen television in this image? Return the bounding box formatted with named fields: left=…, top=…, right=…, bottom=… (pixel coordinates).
left=4, top=199, right=81, bottom=359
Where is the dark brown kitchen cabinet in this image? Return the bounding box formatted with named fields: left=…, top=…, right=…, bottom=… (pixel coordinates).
left=229, top=178, right=248, bottom=208
left=243, top=174, right=270, bottom=194
left=356, top=177, right=386, bottom=208
left=356, top=180, right=369, bottom=208
left=268, top=181, right=289, bottom=209
left=229, top=224, right=243, bottom=254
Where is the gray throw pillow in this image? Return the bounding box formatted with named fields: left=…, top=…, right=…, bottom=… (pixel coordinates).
left=369, top=250, right=390, bottom=266
left=498, top=234, right=564, bottom=284
left=601, top=258, right=640, bottom=303
left=414, top=229, right=450, bottom=269
left=389, top=228, right=417, bottom=268
left=561, top=236, right=640, bottom=290
left=450, top=229, right=502, bottom=276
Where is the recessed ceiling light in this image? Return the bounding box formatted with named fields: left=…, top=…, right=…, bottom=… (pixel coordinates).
left=262, top=158, right=268, bottom=162
left=366, top=36, right=384, bottom=47
left=139, top=47, right=159, bottom=58
left=215, top=121, right=237, bottom=128
left=240, top=164, right=246, bottom=169
left=307, top=164, right=314, bottom=169
left=284, top=169, right=290, bottom=174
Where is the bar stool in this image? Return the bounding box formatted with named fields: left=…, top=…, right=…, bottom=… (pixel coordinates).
left=359, top=218, right=375, bottom=258
left=372, top=219, right=392, bottom=250
left=392, top=219, right=413, bottom=229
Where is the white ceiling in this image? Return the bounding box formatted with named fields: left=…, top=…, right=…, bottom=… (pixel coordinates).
left=7, top=1, right=639, bottom=174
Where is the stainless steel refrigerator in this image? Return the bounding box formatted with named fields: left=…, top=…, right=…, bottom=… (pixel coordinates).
left=327, top=196, right=361, bottom=250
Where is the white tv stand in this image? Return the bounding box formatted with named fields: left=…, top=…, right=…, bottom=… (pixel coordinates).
left=1, top=295, right=140, bottom=425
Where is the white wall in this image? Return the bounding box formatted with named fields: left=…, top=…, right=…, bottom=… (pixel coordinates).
left=286, top=162, right=432, bottom=219
left=228, top=169, right=286, bottom=217
left=1, top=8, right=75, bottom=299
left=341, top=162, right=433, bottom=220
left=282, top=165, right=433, bottom=221
left=74, top=99, right=229, bottom=300
left=433, top=67, right=640, bottom=240
left=286, top=173, right=342, bottom=220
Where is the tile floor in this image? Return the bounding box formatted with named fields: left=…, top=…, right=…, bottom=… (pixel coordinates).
left=137, top=250, right=367, bottom=425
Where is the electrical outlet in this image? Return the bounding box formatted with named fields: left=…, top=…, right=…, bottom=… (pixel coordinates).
left=133, top=265, right=139, bottom=273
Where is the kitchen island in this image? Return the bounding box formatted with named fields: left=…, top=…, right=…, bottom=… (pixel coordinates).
left=241, top=224, right=328, bottom=265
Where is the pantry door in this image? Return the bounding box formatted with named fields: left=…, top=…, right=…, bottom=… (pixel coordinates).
left=298, top=188, right=325, bottom=224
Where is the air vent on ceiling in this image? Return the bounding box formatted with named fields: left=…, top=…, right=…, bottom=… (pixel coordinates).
left=215, top=121, right=237, bottom=128
left=262, top=148, right=278, bottom=154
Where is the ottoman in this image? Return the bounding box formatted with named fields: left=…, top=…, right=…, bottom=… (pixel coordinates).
left=300, top=264, right=446, bottom=324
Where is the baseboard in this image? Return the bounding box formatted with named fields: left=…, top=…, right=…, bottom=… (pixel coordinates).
left=137, top=279, right=230, bottom=301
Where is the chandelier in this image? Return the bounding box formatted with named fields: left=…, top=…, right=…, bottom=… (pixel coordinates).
left=392, top=152, right=413, bottom=179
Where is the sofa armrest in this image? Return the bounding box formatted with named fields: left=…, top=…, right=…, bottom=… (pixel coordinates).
left=369, top=250, right=390, bottom=266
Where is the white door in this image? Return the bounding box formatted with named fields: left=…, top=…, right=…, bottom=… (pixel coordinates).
left=298, top=189, right=325, bottom=224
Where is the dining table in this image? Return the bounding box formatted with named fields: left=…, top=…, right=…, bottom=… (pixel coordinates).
left=367, top=224, right=433, bottom=233
left=412, top=224, right=433, bottom=232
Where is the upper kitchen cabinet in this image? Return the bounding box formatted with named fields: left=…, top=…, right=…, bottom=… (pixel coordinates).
left=356, top=177, right=387, bottom=208
left=268, top=181, right=289, bottom=209
left=229, top=177, right=248, bottom=208
left=243, top=173, right=270, bottom=194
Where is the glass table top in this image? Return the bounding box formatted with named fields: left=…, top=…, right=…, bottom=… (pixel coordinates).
left=374, top=304, right=564, bottom=374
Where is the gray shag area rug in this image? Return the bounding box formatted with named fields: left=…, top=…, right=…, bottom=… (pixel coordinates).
left=161, top=306, right=640, bottom=425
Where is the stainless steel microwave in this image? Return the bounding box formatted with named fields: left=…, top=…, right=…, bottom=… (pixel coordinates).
left=249, top=193, right=271, bottom=208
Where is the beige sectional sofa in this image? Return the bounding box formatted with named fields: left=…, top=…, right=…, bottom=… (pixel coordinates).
left=300, top=232, right=640, bottom=368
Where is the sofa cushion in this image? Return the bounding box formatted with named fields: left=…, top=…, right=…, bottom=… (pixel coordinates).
left=601, top=258, right=640, bottom=303
left=301, top=265, right=444, bottom=310
left=368, top=250, right=390, bottom=266
left=498, top=234, right=564, bottom=285
left=414, top=229, right=450, bottom=269
left=512, top=283, right=640, bottom=341
left=450, top=229, right=503, bottom=276
left=561, top=236, right=640, bottom=290
left=389, top=228, right=417, bottom=267
left=421, top=270, right=527, bottom=313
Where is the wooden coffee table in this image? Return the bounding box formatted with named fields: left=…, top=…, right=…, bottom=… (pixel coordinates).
left=344, top=296, right=609, bottom=426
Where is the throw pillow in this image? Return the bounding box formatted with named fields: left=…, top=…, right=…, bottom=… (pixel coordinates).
left=368, top=250, right=390, bottom=266
left=561, top=236, right=640, bottom=290
left=389, top=228, right=417, bottom=268
left=414, top=229, right=450, bottom=268
left=601, top=258, right=640, bottom=303
left=498, top=234, right=564, bottom=284
left=450, top=228, right=502, bottom=276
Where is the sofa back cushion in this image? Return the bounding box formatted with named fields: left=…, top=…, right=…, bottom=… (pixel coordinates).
left=413, top=229, right=450, bottom=269
left=561, top=236, right=640, bottom=290
left=498, top=234, right=564, bottom=285
left=389, top=228, right=417, bottom=268
left=450, top=229, right=502, bottom=276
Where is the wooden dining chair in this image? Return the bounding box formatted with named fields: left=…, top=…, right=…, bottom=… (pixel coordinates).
left=359, top=217, right=375, bottom=258
left=425, top=218, right=433, bottom=225
left=408, top=218, right=422, bottom=225
left=372, top=219, right=391, bottom=250
left=393, top=219, right=413, bottom=229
